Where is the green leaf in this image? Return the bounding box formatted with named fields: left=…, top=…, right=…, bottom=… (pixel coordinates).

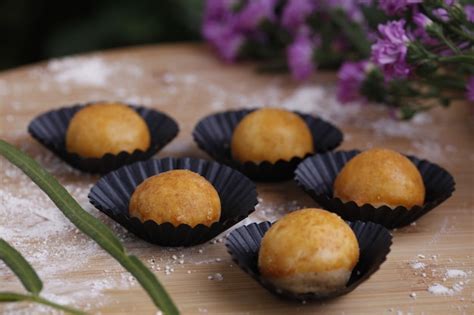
left=399, top=106, right=418, bottom=120
left=438, top=54, right=474, bottom=64
left=0, top=239, right=43, bottom=295
left=0, top=292, right=87, bottom=315
left=126, top=255, right=175, bottom=304
left=360, top=69, right=387, bottom=103
left=0, top=140, right=179, bottom=315
left=329, top=9, right=371, bottom=58
left=0, top=241, right=87, bottom=313
left=440, top=98, right=451, bottom=107
left=0, top=142, right=123, bottom=254
left=0, top=292, right=28, bottom=302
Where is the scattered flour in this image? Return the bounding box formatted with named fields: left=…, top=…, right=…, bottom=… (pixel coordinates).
left=407, top=242, right=471, bottom=302
left=0, top=54, right=467, bottom=313
left=0, top=152, right=136, bottom=312
left=410, top=262, right=426, bottom=270
left=281, top=85, right=361, bottom=122
left=47, top=57, right=113, bottom=87
left=0, top=189, right=71, bottom=239
left=198, top=79, right=448, bottom=163
left=227, top=197, right=309, bottom=234
left=207, top=273, right=224, bottom=281
left=46, top=56, right=143, bottom=87
left=368, top=113, right=433, bottom=139
left=409, top=140, right=445, bottom=163
left=445, top=269, right=468, bottom=278
left=428, top=283, right=454, bottom=296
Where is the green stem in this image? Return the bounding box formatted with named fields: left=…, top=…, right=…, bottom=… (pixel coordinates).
left=328, top=9, right=371, bottom=57
left=413, top=93, right=439, bottom=99
left=31, top=295, right=86, bottom=315
left=438, top=55, right=474, bottom=64
left=422, top=3, right=474, bottom=43
left=256, top=60, right=288, bottom=73
left=412, top=103, right=437, bottom=113
left=0, top=292, right=87, bottom=315
left=0, top=239, right=43, bottom=295
left=424, top=77, right=467, bottom=90
left=0, top=140, right=179, bottom=315
left=436, top=30, right=460, bottom=54
left=448, top=25, right=474, bottom=42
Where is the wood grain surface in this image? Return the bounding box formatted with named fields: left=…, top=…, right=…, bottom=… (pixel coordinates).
left=0, top=44, right=472, bottom=315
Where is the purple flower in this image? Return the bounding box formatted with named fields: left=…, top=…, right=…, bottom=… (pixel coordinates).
left=377, top=20, right=410, bottom=44
left=337, top=61, right=370, bottom=103
left=287, top=31, right=319, bottom=80
left=412, top=12, right=439, bottom=45
left=358, top=0, right=373, bottom=5
left=281, top=0, right=317, bottom=32
left=378, top=0, right=422, bottom=16
left=202, top=0, right=244, bottom=61
left=327, top=0, right=365, bottom=23
left=467, top=77, right=474, bottom=102
left=465, top=5, right=474, bottom=23
left=215, top=32, right=244, bottom=61
left=432, top=8, right=449, bottom=22
left=413, top=13, right=432, bottom=29
left=203, top=21, right=244, bottom=62
left=203, top=0, right=235, bottom=20
left=371, top=20, right=411, bottom=79
left=235, top=0, right=277, bottom=31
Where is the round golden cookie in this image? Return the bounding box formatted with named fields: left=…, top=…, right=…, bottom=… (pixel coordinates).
left=129, top=170, right=221, bottom=227
left=333, top=148, right=425, bottom=208
left=231, top=108, right=314, bottom=164
left=258, top=208, right=359, bottom=294
left=66, top=102, right=150, bottom=158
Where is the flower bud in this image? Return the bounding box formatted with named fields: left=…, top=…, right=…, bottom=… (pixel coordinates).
left=413, top=13, right=433, bottom=29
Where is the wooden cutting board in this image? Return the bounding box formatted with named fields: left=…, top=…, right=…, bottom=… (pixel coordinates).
left=0, top=44, right=472, bottom=315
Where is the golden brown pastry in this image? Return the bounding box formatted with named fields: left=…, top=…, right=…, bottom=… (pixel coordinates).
left=66, top=102, right=150, bottom=158
left=334, top=148, right=425, bottom=208
left=258, top=208, right=359, bottom=294
left=129, top=170, right=221, bottom=227
left=231, top=108, right=313, bottom=164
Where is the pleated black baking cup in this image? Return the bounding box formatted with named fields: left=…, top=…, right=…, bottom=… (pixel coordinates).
left=226, top=220, right=392, bottom=301
left=88, top=157, right=258, bottom=246
left=28, top=103, right=179, bottom=174
left=192, top=109, right=343, bottom=181
left=294, top=150, right=456, bottom=229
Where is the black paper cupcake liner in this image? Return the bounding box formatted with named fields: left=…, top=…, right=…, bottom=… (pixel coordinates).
left=192, top=109, right=343, bottom=181
left=226, top=220, right=392, bottom=301
left=28, top=103, right=179, bottom=174
left=294, top=150, right=456, bottom=229
left=88, top=157, right=258, bottom=246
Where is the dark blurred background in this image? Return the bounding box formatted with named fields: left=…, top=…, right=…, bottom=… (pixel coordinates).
left=0, top=0, right=204, bottom=70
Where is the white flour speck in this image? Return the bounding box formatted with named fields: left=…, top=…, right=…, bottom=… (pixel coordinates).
left=445, top=269, right=467, bottom=278
left=208, top=273, right=224, bottom=281
left=428, top=283, right=454, bottom=296
left=281, top=85, right=361, bottom=122
left=48, top=57, right=113, bottom=86
left=410, top=262, right=426, bottom=270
